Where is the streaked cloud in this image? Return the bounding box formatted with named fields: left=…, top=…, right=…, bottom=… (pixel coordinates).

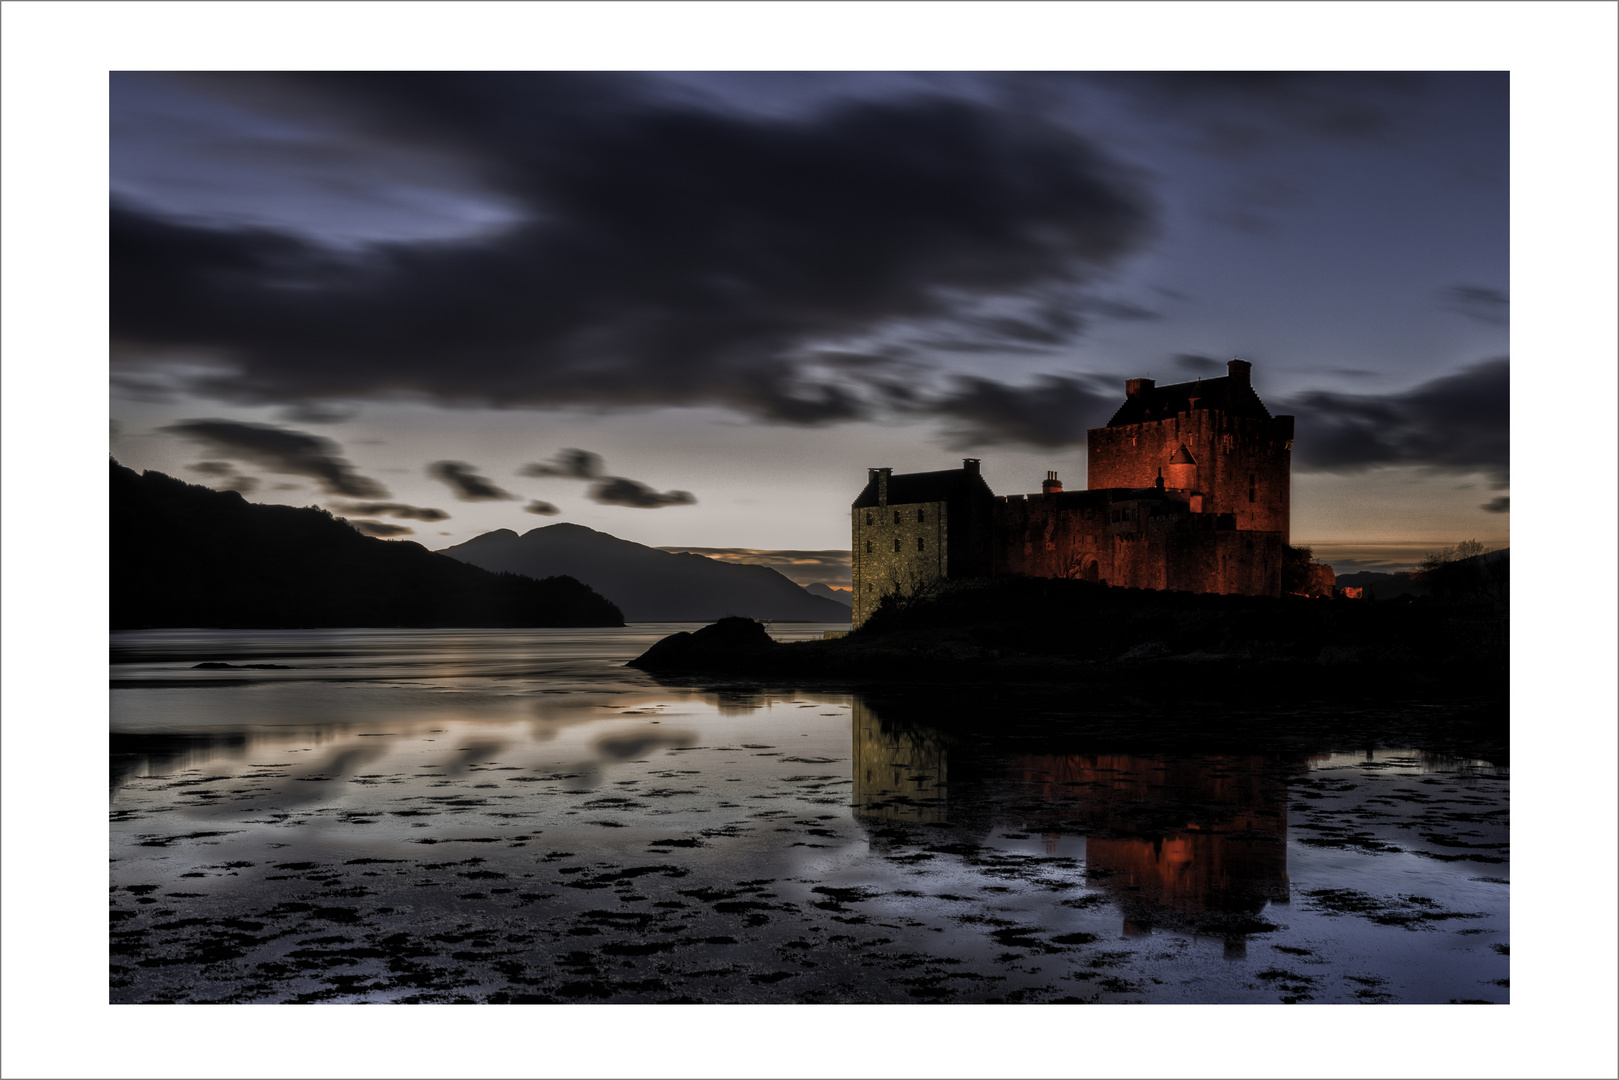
left=587, top=476, right=695, bottom=509
left=331, top=500, right=449, bottom=522
left=163, top=418, right=386, bottom=497
left=427, top=461, right=514, bottom=501
left=349, top=519, right=413, bottom=537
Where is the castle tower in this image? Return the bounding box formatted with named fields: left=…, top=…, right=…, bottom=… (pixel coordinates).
left=1085, top=358, right=1292, bottom=542
left=1165, top=444, right=1198, bottom=490
left=849, top=458, right=994, bottom=627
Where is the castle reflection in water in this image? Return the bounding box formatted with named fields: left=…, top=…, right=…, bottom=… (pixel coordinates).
left=851, top=700, right=1299, bottom=956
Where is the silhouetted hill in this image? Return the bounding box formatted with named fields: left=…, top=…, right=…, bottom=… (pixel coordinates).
left=111, top=461, right=623, bottom=629
left=1334, top=570, right=1396, bottom=588
left=1338, top=549, right=1509, bottom=601
left=438, top=524, right=852, bottom=623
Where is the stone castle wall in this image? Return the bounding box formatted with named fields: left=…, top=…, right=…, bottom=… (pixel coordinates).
left=992, top=493, right=1283, bottom=596
left=1088, top=412, right=1292, bottom=542
left=849, top=367, right=1293, bottom=625
left=851, top=499, right=949, bottom=626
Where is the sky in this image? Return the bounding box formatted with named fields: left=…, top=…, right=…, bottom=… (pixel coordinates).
left=108, top=70, right=1511, bottom=579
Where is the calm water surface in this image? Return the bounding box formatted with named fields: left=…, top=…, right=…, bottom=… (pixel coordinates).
left=110, top=627, right=1508, bottom=1003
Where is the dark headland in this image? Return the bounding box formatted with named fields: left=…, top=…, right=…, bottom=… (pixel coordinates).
left=111, top=461, right=624, bottom=629
left=630, top=576, right=1508, bottom=740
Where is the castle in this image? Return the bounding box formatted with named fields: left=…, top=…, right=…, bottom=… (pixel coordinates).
left=850, top=359, right=1295, bottom=626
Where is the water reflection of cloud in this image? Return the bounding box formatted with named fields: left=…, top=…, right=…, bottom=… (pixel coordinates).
left=319, top=742, right=391, bottom=778
left=437, top=740, right=507, bottom=775
left=594, top=730, right=699, bottom=762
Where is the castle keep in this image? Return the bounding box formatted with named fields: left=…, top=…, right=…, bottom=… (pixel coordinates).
left=850, top=359, right=1295, bottom=626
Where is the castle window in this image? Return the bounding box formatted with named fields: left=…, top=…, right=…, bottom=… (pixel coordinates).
left=865, top=511, right=873, bottom=526
left=917, top=537, right=925, bottom=551
left=893, top=510, right=901, bottom=525
left=865, top=540, right=872, bottom=554
left=893, top=538, right=901, bottom=552
left=917, top=508, right=925, bottom=523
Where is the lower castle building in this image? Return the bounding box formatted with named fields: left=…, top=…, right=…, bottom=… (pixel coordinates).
left=851, top=359, right=1295, bottom=627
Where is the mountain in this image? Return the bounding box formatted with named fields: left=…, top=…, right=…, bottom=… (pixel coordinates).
left=1334, top=570, right=1396, bottom=588
left=438, top=524, right=853, bottom=623
left=806, top=583, right=853, bottom=606
left=111, top=461, right=623, bottom=629
left=1336, top=548, right=1509, bottom=601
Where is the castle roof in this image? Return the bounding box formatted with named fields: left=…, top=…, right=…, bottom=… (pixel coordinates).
left=1106, top=374, right=1272, bottom=427
left=1168, top=444, right=1198, bottom=465
left=852, top=467, right=994, bottom=509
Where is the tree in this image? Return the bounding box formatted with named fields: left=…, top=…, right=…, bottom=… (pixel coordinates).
left=1281, top=544, right=1316, bottom=595
left=1415, top=539, right=1502, bottom=603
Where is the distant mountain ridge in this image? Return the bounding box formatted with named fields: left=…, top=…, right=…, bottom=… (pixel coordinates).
left=806, top=583, right=853, bottom=606
left=111, top=462, right=623, bottom=629
left=439, top=524, right=853, bottom=623
left=1336, top=548, right=1508, bottom=600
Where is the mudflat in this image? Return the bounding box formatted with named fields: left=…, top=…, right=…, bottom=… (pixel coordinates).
left=110, top=626, right=1508, bottom=1004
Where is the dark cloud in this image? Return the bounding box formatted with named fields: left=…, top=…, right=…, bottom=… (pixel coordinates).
left=1097, top=72, right=1430, bottom=153
left=587, top=477, right=696, bottom=509
left=280, top=402, right=359, bottom=424
left=1173, top=353, right=1224, bottom=374
left=331, top=501, right=449, bottom=521
left=189, top=461, right=260, bottom=494
left=426, top=461, right=514, bottom=501
left=1442, top=285, right=1509, bottom=327
left=110, top=73, right=1155, bottom=424
left=1281, top=358, right=1509, bottom=486
left=525, top=500, right=560, bottom=516
left=163, top=419, right=386, bottom=497
left=928, top=374, right=1117, bottom=449
left=521, top=448, right=692, bottom=509
left=349, top=519, right=413, bottom=537
left=1481, top=495, right=1510, bottom=514
left=519, top=448, right=603, bottom=480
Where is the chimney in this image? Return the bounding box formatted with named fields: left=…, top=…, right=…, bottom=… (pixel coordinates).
left=1041, top=471, right=1063, bottom=495
left=962, top=458, right=980, bottom=476
left=1125, top=377, right=1155, bottom=399
left=870, top=467, right=891, bottom=506
left=1227, top=358, right=1251, bottom=385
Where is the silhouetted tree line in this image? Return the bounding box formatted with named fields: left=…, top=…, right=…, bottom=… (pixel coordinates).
left=111, top=460, right=623, bottom=629
left=1281, top=544, right=1333, bottom=596
left=1414, top=540, right=1508, bottom=605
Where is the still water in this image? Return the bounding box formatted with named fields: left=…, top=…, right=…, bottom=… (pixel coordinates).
left=110, top=627, right=1509, bottom=1004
